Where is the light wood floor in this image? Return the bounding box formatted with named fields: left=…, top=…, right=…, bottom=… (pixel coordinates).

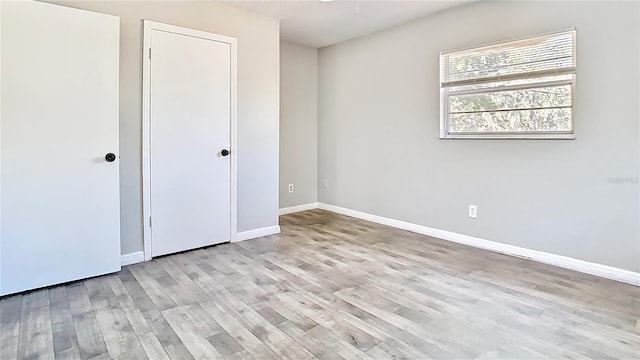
left=1, top=209, right=639, bottom=359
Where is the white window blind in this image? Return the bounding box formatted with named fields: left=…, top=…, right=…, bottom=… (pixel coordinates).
left=439, top=30, right=576, bottom=139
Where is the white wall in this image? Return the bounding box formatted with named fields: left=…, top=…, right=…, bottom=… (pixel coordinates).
left=318, top=1, right=640, bottom=272
left=280, top=41, right=318, bottom=209
left=47, top=1, right=280, bottom=254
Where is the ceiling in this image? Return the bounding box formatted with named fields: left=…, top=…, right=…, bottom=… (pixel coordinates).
left=223, top=0, right=475, bottom=48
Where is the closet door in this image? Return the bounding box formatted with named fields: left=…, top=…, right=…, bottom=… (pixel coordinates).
left=0, top=1, right=121, bottom=296
left=147, top=23, right=233, bottom=257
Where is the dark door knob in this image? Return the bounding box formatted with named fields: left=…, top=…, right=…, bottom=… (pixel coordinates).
left=105, top=153, right=116, bottom=162
left=221, top=149, right=230, bottom=157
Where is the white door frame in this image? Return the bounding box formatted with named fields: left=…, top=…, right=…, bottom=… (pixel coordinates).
left=141, top=20, right=237, bottom=261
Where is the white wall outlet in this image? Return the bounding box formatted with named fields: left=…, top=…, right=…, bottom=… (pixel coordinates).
left=323, top=179, right=328, bottom=188
left=288, top=184, right=294, bottom=193
left=468, top=204, right=478, bottom=219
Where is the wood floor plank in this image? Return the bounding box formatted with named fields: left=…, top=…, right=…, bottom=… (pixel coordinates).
left=263, top=295, right=320, bottom=332
left=91, top=297, right=147, bottom=360
left=155, top=257, right=211, bottom=307
left=86, top=353, right=111, bottom=360
left=206, top=330, right=244, bottom=358
left=128, top=262, right=178, bottom=312
left=335, top=284, right=478, bottom=358
left=307, top=324, right=374, bottom=360
left=161, top=307, right=223, bottom=359
left=180, top=304, right=225, bottom=339
left=276, top=320, right=344, bottom=360
left=137, top=332, right=171, bottom=360
left=117, top=267, right=196, bottom=360
left=48, top=287, right=81, bottom=359
left=366, top=342, right=413, bottom=360
left=334, top=309, right=437, bottom=360
left=107, top=276, right=152, bottom=338
left=0, top=293, right=22, bottom=360
left=139, top=308, right=195, bottom=360
left=273, top=289, right=380, bottom=352
left=209, top=290, right=316, bottom=360
left=170, top=253, right=227, bottom=294
left=66, top=283, right=109, bottom=360
left=17, top=289, right=55, bottom=360
left=201, top=300, right=281, bottom=360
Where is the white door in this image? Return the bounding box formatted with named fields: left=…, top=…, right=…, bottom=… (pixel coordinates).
left=0, top=1, right=121, bottom=296
left=148, top=25, right=233, bottom=257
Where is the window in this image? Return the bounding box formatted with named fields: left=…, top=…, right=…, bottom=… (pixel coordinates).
left=439, top=30, right=576, bottom=139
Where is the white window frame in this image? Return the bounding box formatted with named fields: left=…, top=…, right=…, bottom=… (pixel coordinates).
left=439, top=29, right=577, bottom=140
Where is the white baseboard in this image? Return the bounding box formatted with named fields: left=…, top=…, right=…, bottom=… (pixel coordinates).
left=233, top=225, right=281, bottom=243
left=121, top=251, right=145, bottom=266
left=318, top=203, right=640, bottom=286
left=279, top=202, right=319, bottom=215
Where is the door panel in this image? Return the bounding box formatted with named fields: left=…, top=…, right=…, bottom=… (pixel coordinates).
left=0, top=1, right=121, bottom=295
left=150, top=29, right=231, bottom=257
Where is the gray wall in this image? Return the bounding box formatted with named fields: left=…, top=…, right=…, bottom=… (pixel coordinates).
left=318, top=1, right=640, bottom=272
left=47, top=1, right=280, bottom=254
left=280, top=41, right=318, bottom=209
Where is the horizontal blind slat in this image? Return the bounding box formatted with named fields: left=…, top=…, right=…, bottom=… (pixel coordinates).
left=441, top=30, right=575, bottom=84
left=450, top=105, right=572, bottom=115
left=447, top=78, right=574, bottom=96
left=447, top=55, right=573, bottom=77
left=441, top=67, right=576, bottom=88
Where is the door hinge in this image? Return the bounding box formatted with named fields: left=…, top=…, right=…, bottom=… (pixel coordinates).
left=149, top=216, right=152, bottom=227
left=148, top=48, right=152, bottom=60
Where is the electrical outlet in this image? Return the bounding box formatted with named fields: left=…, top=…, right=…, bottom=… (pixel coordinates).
left=468, top=205, right=478, bottom=219
left=288, top=184, right=294, bottom=193
left=323, top=179, right=328, bottom=188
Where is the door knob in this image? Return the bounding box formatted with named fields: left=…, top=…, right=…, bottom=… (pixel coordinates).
left=221, top=149, right=230, bottom=157
left=105, top=153, right=116, bottom=162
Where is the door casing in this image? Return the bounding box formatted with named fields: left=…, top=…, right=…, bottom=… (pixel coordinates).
left=141, top=20, right=238, bottom=261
